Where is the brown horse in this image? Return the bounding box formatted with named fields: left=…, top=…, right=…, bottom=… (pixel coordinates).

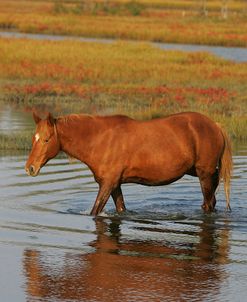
left=25, top=111, right=232, bottom=215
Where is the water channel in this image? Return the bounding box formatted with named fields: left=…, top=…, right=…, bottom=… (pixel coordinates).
left=0, top=31, right=247, bottom=62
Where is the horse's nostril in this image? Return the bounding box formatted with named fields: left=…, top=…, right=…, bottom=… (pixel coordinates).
left=29, top=165, right=35, bottom=175
left=26, top=165, right=40, bottom=177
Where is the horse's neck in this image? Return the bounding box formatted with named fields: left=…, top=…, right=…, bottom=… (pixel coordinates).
left=57, top=116, right=96, bottom=164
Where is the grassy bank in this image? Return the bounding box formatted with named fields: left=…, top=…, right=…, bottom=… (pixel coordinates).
left=0, top=0, right=246, bottom=47
left=0, top=37, right=246, bottom=150
left=0, top=131, right=31, bottom=150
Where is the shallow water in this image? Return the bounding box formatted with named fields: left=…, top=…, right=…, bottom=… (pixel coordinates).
left=0, top=106, right=33, bottom=134
left=0, top=144, right=246, bottom=302
left=0, top=31, right=247, bottom=62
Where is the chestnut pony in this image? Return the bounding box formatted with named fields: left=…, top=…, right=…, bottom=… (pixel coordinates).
left=25, top=112, right=232, bottom=215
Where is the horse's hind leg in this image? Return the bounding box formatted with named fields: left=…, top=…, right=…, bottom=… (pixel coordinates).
left=197, top=168, right=219, bottom=212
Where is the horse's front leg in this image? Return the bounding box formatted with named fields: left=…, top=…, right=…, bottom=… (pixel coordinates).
left=111, top=185, right=126, bottom=213
left=90, top=181, right=114, bottom=216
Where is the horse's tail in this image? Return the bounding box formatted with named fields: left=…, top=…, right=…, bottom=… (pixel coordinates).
left=218, top=126, right=233, bottom=211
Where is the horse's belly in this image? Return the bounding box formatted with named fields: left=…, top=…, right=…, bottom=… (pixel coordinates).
left=122, top=175, right=182, bottom=186
left=120, top=140, right=194, bottom=186
left=122, top=162, right=188, bottom=186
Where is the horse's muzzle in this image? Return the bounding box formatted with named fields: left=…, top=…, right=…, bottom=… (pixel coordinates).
left=25, top=165, right=40, bottom=177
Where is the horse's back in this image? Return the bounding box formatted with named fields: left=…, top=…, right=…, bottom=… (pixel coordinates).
left=94, top=112, right=223, bottom=155
left=131, top=112, right=221, bottom=151
left=150, top=112, right=223, bottom=151
left=96, top=111, right=222, bottom=158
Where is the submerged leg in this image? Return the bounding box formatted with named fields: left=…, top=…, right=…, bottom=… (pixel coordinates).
left=90, top=182, right=113, bottom=216
left=111, top=185, right=126, bottom=213
left=197, top=168, right=219, bottom=212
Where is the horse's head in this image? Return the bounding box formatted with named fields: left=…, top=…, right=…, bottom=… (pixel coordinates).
left=25, top=112, right=60, bottom=177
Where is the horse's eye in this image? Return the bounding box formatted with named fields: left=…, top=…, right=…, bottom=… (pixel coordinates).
left=44, top=139, right=49, bottom=143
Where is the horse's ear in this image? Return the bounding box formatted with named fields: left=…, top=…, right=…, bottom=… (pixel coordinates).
left=33, top=111, right=41, bottom=124
left=47, top=112, right=55, bottom=126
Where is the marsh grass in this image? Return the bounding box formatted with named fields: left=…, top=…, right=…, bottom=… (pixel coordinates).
left=214, top=115, right=247, bottom=141
left=0, top=131, right=31, bottom=150
left=0, top=36, right=246, bottom=150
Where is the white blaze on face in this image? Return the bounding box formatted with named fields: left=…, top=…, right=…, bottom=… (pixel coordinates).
left=35, top=133, right=40, bottom=142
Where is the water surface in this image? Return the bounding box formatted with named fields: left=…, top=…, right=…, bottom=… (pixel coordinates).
left=0, top=106, right=33, bottom=134
left=0, top=144, right=246, bottom=301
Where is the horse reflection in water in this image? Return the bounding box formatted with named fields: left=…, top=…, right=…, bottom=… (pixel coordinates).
left=24, top=216, right=230, bottom=302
